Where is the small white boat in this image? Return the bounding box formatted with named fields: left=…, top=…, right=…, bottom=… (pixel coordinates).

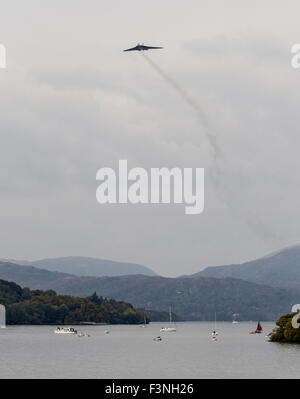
left=153, top=336, right=162, bottom=341
left=160, top=307, right=176, bottom=332
left=232, top=313, right=239, bottom=324
left=54, top=327, right=78, bottom=334
left=160, top=327, right=177, bottom=332
left=265, top=333, right=272, bottom=338
left=211, top=313, right=218, bottom=338
left=140, top=312, right=147, bottom=327
left=104, top=329, right=110, bottom=334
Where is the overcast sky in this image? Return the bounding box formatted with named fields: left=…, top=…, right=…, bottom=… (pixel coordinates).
left=1, top=0, right=300, bottom=276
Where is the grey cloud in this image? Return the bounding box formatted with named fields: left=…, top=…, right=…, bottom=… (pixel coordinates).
left=1, top=0, right=300, bottom=275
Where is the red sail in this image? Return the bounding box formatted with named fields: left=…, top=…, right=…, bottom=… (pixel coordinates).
left=256, top=322, right=262, bottom=331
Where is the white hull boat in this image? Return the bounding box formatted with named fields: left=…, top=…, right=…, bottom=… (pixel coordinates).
left=160, top=307, right=176, bottom=332
left=211, top=312, right=218, bottom=339
left=160, top=327, right=176, bottom=332
left=54, top=327, right=78, bottom=334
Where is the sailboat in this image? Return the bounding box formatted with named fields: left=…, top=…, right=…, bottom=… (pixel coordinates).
left=211, top=312, right=218, bottom=340
left=140, top=312, right=147, bottom=328
left=160, top=307, right=176, bottom=332
left=250, top=321, right=263, bottom=334
left=232, top=313, right=239, bottom=324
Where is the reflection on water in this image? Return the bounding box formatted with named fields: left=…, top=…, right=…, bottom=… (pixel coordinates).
left=1, top=321, right=300, bottom=379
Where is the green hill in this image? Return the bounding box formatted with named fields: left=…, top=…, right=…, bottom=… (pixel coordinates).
left=0, top=279, right=145, bottom=325
left=45, top=274, right=295, bottom=321
left=269, top=312, right=300, bottom=343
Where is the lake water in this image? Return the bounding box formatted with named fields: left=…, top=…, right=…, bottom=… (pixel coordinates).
left=0, top=321, right=300, bottom=379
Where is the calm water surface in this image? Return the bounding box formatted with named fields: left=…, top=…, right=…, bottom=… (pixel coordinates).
left=0, top=321, right=299, bottom=379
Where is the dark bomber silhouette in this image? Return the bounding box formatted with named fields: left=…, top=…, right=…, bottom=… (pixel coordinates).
left=123, top=43, right=163, bottom=52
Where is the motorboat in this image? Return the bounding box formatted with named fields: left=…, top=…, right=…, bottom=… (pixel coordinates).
left=160, top=327, right=176, bottom=332
left=54, top=327, right=78, bottom=334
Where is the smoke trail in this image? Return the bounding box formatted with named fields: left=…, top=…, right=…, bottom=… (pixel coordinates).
left=209, top=166, right=283, bottom=243
left=141, top=52, right=283, bottom=244
left=141, top=52, right=220, bottom=158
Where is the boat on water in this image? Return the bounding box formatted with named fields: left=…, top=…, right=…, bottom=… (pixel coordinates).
left=140, top=312, right=147, bottom=328
left=160, top=326, right=176, bottom=332
left=160, top=307, right=176, bottom=332
left=250, top=322, right=263, bottom=334
left=77, top=333, right=91, bottom=337
left=54, top=327, right=78, bottom=334
left=232, top=313, right=239, bottom=324
left=211, top=312, right=218, bottom=340
left=153, top=336, right=162, bottom=341
left=265, top=332, right=272, bottom=339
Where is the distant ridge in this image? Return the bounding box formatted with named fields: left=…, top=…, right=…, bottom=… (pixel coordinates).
left=190, top=243, right=300, bottom=289
left=0, top=256, right=156, bottom=278
left=0, top=261, right=296, bottom=321
left=0, top=261, right=72, bottom=288
left=260, top=242, right=300, bottom=259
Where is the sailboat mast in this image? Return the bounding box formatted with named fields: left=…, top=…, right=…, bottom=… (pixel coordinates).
left=214, top=312, right=216, bottom=331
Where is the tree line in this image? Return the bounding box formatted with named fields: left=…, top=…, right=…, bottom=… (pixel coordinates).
left=0, top=279, right=145, bottom=325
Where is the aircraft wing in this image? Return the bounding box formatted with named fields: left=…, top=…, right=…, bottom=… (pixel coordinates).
left=123, top=46, right=139, bottom=52
left=145, top=46, right=163, bottom=50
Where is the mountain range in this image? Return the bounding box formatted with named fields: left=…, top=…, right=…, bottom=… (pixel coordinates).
left=0, top=260, right=297, bottom=321
left=0, top=256, right=156, bottom=278
left=192, top=244, right=300, bottom=290
left=1, top=244, right=300, bottom=321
